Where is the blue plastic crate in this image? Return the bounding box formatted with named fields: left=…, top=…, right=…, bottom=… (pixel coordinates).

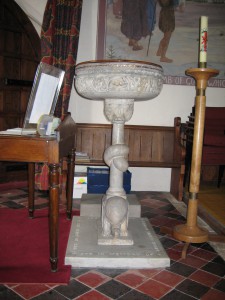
left=87, top=167, right=131, bottom=194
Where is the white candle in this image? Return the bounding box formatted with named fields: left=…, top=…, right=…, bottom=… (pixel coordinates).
left=199, top=16, right=208, bottom=65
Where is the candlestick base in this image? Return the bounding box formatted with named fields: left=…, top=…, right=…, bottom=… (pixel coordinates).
left=161, top=224, right=209, bottom=259
left=173, top=224, right=208, bottom=244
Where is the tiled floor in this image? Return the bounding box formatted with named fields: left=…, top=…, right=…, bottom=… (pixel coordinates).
left=0, top=187, right=225, bottom=299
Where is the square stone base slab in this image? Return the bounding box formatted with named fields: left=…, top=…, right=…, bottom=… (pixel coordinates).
left=80, top=193, right=141, bottom=218
left=65, top=216, right=170, bottom=269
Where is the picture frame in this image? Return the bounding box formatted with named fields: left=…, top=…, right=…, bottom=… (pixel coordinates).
left=23, top=62, right=65, bottom=129
left=97, top=0, right=225, bottom=87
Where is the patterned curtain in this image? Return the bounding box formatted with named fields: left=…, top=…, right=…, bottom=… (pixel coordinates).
left=40, top=0, right=83, bottom=118
left=35, top=0, right=82, bottom=191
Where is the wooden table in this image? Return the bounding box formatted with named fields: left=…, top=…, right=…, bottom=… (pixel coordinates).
left=0, top=116, right=76, bottom=272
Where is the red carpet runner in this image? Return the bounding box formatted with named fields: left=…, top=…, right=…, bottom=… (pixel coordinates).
left=0, top=208, right=77, bottom=284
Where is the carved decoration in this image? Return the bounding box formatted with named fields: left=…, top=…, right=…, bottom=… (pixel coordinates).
left=75, top=60, right=163, bottom=245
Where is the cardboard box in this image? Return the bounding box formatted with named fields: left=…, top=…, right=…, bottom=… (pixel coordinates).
left=73, top=172, right=87, bottom=198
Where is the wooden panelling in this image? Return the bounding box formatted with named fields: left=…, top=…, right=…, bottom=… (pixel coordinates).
left=74, top=118, right=186, bottom=200
left=0, top=0, right=40, bottom=181
left=0, top=0, right=40, bottom=131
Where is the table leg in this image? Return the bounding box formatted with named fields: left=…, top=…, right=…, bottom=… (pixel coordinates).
left=66, top=148, right=75, bottom=220
left=217, top=165, right=225, bottom=188
left=49, top=163, right=60, bottom=272
left=28, top=162, right=35, bottom=218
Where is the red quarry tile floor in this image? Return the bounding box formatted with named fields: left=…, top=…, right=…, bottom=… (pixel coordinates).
left=0, top=187, right=225, bottom=299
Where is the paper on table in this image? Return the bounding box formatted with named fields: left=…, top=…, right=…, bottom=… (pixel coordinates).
left=0, top=128, right=37, bottom=135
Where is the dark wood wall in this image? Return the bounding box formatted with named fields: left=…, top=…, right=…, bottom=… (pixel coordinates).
left=0, top=0, right=41, bottom=182
left=0, top=0, right=40, bottom=131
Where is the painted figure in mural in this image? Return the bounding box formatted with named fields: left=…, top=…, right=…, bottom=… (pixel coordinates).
left=121, top=0, right=156, bottom=51
left=156, top=0, right=175, bottom=63
left=174, top=0, right=185, bottom=13
left=147, top=0, right=157, bottom=36
left=113, top=0, right=123, bottom=19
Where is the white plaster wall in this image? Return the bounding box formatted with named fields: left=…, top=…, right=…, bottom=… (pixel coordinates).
left=17, top=0, right=225, bottom=193
left=69, top=0, right=225, bottom=192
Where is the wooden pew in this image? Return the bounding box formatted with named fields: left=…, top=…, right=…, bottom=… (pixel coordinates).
left=184, top=107, right=225, bottom=187
left=75, top=117, right=186, bottom=201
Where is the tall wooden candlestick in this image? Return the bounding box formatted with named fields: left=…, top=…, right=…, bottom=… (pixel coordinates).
left=162, top=67, right=225, bottom=258
left=173, top=68, right=218, bottom=245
